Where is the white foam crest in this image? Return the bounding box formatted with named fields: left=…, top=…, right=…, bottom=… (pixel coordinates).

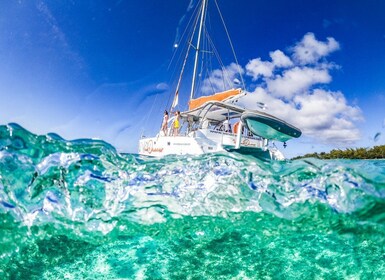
left=36, top=152, right=81, bottom=174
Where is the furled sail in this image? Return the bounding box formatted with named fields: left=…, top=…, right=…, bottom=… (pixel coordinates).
left=171, top=90, right=179, bottom=109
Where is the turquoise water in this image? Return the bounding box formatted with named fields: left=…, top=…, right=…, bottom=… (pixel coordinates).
left=1, top=123, right=385, bottom=279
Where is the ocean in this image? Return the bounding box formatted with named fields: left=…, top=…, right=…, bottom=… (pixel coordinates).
left=1, top=123, right=385, bottom=279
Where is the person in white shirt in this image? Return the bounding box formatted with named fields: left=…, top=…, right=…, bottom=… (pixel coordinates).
left=161, top=110, right=169, bottom=136
left=223, top=117, right=231, bottom=132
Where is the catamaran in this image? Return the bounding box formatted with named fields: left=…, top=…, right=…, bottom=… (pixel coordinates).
left=138, top=0, right=301, bottom=160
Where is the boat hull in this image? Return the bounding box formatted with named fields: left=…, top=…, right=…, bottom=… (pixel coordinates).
left=138, top=129, right=282, bottom=159
left=139, top=136, right=205, bottom=156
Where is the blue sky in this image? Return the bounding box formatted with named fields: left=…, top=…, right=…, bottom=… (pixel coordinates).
left=1, top=0, right=384, bottom=158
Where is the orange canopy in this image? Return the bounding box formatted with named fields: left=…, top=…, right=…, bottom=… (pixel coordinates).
left=188, top=88, right=242, bottom=111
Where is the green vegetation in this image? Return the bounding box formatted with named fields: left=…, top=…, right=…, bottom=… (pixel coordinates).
left=293, top=145, right=385, bottom=160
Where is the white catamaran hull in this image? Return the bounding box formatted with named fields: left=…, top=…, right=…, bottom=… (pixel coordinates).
left=139, top=129, right=284, bottom=160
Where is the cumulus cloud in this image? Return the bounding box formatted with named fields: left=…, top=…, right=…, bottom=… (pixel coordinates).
left=292, top=89, right=362, bottom=141
left=267, top=67, right=331, bottom=99
left=201, top=62, right=244, bottom=94
left=246, top=58, right=274, bottom=80
left=270, top=50, right=293, bottom=68
left=224, top=33, right=361, bottom=144
left=292, top=32, right=340, bottom=65
left=245, top=50, right=293, bottom=81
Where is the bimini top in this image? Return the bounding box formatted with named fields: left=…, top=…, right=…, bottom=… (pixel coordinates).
left=188, top=88, right=242, bottom=111
left=184, top=100, right=245, bottom=122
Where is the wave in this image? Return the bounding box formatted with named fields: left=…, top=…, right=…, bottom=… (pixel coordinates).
left=2, top=123, right=385, bottom=279
left=1, top=123, right=385, bottom=232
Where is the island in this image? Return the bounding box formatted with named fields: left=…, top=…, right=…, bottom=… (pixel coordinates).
left=293, top=145, right=385, bottom=160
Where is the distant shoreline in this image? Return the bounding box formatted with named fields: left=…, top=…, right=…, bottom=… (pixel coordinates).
left=293, top=145, right=385, bottom=160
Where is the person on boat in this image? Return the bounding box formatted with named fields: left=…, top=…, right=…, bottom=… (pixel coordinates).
left=172, top=111, right=181, bottom=136
left=223, top=117, right=231, bottom=132
left=161, top=110, right=169, bottom=136
left=233, top=121, right=240, bottom=134
left=233, top=120, right=246, bottom=135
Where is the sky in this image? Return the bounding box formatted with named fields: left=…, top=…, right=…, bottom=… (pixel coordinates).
left=0, top=0, right=385, bottom=158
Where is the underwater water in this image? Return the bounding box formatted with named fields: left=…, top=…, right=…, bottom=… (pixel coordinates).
left=1, top=123, right=385, bottom=279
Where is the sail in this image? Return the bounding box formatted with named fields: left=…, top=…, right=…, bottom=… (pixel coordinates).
left=171, top=90, right=179, bottom=109
left=188, top=88, right=242, bottom=110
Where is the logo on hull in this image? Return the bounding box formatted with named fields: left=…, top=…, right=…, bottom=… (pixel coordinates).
left=142, top=140, right=164, bottom=154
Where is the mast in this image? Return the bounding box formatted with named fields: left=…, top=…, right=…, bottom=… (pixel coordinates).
left=190, top=0, right=207, bottom=101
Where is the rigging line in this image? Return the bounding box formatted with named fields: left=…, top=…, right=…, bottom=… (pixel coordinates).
left=166, top=5, right=201, bottom=109
left=204, top=15, right=238, bottom=91
left=171, top=12, right=199, bottom=74
left=204, top=29, right=215, bottom=91
left=206, top=68, right=216, bottom=94
left=207, top=12, right=237, bottom=89
left=196, top=28, right=210, bottom=95
left=211, top=34, right=236, bottom=89
left=169, top=26, right=193, bottom=82
left=171, top=2, right=202, bottom=111
left=167, top=2, right=201, bottom=71
left=165, top=37, right=189, bottom=109
left=205, top=29, right=225, bottom=71
left=196, top=27, right=208, bottom=97
left=205, top=30, right=233, bottom=89
left=199, top=24, right=210, bottom=79
left=190, top=0, right=208, bottom=100
left=213, top=0, right=245, bottom=90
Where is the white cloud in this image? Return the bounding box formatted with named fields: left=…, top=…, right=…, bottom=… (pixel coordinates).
left=292, top=32, right=340, bottom=65
left=240, top=33, right=361, bottom=144
left=201, top=63, right=244, bottom=94
left=267, top=67, right=331, bottom=98
left=292, top=89, right=362, bottom=142
left=270, top=50, right=293, bottom=68
left=245, top=58, right=273, bottom=80
left=245, top=50, right=292, bottom=81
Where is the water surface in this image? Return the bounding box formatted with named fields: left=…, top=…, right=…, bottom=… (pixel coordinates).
left=1, top=123, right=385, bottom=279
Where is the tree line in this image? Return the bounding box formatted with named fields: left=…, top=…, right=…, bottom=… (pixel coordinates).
left=293, top=145, right=385, bottom=160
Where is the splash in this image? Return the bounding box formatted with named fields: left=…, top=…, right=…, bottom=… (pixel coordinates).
left=1, top=123, right=385, bottom=279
